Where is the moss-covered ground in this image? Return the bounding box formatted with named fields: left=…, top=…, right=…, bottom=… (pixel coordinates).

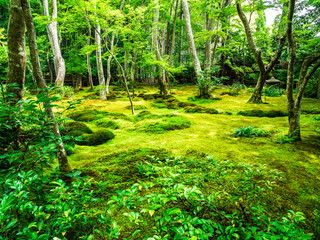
left=59, top=85, right=320, bottom=237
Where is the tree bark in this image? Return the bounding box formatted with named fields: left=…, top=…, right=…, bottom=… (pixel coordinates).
left=6, top=0, right=26, bottom=103
left=86, top=22, right=94, bottom=91
left=106, top=32, right=115, bottom=94
left=95, top=22, right=107, bottom=100
left=21, top=0, right=71, bottom=175
left=317, top=73, right=320, bottom=99
left=43, top=0, right=65, bottom=87
left=181, top=0, right=207, bottom=97
left=204, top=11, right=213, bottom=69
left=152, top=0, right=168, bottom=95
left=237, top=1, right=286, bottom=103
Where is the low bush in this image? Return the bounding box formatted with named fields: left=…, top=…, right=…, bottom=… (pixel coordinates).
left=233, top=126, right=269, bottom=138
left=77, top=130, right=115, bottom=146
left=238, top=110, right=288, bottom=117
left=95, top=119, right=120, bottom=129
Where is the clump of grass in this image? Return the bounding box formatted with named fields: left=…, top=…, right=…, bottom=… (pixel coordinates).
left=184, top=106, right=219, bottom=114
left=238, top=110, right=288, bottom=118
left=233, top=126, right=269, bottom=138
left=95, top=119, right=120, bottom=129
left=77, top=130, right=115, bottom=146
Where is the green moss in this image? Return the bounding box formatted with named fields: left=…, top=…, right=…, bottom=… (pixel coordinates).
left=64, top=121, right=93, bottom=134
left=95, top=119, right=120, bottom=129
left=68, top=130, right=84, bottom=137
left=184, top=106, right=219, bottom=114
left=77, top=130, right=115, bottom=146
left=126, top=105, right=147, bottom=110
left=136, top=115, right=191, bottom=133
left=135, top=111, right=159, bottom=121
left=302, top=108, right=320, bottom=114
left=68, top=109, right=102, bottom=122
left=238, top=110, right=288, bottom=117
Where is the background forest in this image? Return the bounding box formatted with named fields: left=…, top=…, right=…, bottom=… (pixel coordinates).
left=1, top=0, right=320, bottom=239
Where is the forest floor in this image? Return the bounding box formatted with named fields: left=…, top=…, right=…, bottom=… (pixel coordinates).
left=59, top=84, right=320, bottom=237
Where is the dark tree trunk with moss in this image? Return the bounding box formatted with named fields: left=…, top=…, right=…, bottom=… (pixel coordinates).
left=236, top=1, right=286, bottom=103
left=286, top=0, right=320, bottom=140
left=6, top=0, right=26, bottom=103
left=21, top=0, right=72, bottom=175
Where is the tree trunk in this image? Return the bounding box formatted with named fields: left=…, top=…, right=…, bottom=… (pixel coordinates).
left=95, top=23, right=107, bottom=100
left=6, top=0, right=26, bottom=103
left=204, top=11, right=213, bottom=69
left=317, top=73, right=320, bottom=99
left=169, top=0, right=179, bottom=66
left=152, top=0, right=168, bottom=95
left=22, top=0, right=71, bottom=176
left=236, top=1, right=286, bottom=103
left=76, top=74, right=82, bottom=89
left=106, top=32, right=115, bottom=94
left=43, top=0, right=65, bottom=87
left=181, top=0, right=206, bottom=97
left=86, top=23, right=94, bottom=91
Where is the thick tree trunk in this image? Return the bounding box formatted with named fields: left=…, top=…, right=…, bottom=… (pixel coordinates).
left=181, top=0, right=207, bottom=97
left=43, top=0, right=65, bottom=87
left=248, top=73, right=266, bottom=103
left=95, top=23, right=107, bottom=100
left=6, top=0, right=26, bottom=103
left=76, top=74, right=82, bottom=89
left=22, top=0, right=71, bottom=175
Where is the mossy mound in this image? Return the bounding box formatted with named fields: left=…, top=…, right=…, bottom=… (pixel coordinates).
left=77, top=130, right=115, bottom=146
left=64, top=121, right=93, bottom=134
left=136, top=115, right=191, bottom=133
left=138, top=93, right=175, bottom=101
left=238, top=110, right=288, bottom=118
left=126, top=105, right=147, bottom=110
left=177, top=102, right=197, bottom=108
left=134, top=111, right=160, bottom=121
left=95, top=119, right=120, bottom=129
left=68, top=109, right=103, bottom=122
left=184, top=106, right=219, bottom=114
left=302, top=108, right=320, bottom=114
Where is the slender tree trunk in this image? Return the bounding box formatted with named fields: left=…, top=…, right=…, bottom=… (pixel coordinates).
left=76, top=74, right=82, bottom=89
left=317, top=73, right=320, bottom=99
left=131, top=52, right=137, bottom=97
left=86, top=22, right=94, bottom=91
left=106, top=32, right=115, bottom=94
left=43, top=0, right=65, bottom=87
left=152, top=0, right=168, bottom=95
left=6, top=0, right=26, bottom=103
left=204, top=12, right=213, bottom=69
left=46, top=50, right=54, bottom=84
left=179, top=1, right=183, bottom=65
left=181, top=0, right=207, bottom=97
left=22, top=0, right=71, bottom=175
left=95, top=23, right=107, bottom=100
left=169, top=0, right=179, bottom=66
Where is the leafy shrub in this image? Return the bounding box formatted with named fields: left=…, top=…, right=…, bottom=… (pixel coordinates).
left=233, top=126, right=269, bottom=138
left=107, top=157, right=310, bottom=239
left=57, top=86, right=75, bottom=99
left=77, top=130, right=115, bottom=146
left=263, top=85, right=284, bottom=97
left=95, top=119, right=120, bottom=129
left=63, top=121, right=93, bottom=134
left=238, top=110, right=288, bottom=118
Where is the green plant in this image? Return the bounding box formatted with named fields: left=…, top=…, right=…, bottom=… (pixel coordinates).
left=233, top=126, right=269, bottom=138
left=263, top=85, right=284, bottom=97
left=274, top=131, right=297, bottom=144
left=58, top=86, right=75, bottom=99
left=107, top=156, right=310, bottom=239
left=63, top=121, right=93, bottom=134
